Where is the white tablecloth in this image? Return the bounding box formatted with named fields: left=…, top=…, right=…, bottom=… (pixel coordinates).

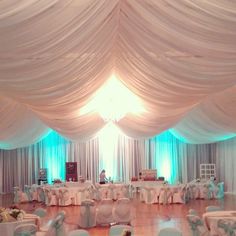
left=130, top=180, right=164, bottom=188
left=203, top=211, right=236, bottom=236
left=64, top=181, right=92, bottom=188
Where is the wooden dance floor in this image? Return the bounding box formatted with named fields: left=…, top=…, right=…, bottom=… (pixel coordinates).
left=1, top=192, right=236, bottom=236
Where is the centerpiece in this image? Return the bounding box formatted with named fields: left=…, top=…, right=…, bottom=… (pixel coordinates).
left=0, top=206, right=26, bottom=223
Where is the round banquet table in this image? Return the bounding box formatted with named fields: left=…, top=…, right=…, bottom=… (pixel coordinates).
left=0, top=219, right=36, bottom=236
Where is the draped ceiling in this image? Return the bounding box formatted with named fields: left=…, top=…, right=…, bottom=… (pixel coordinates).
left=0, top=0, right=236, bottom=149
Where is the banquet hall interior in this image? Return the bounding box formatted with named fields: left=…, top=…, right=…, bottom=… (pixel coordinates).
left=0, top=0, right=236, bottom=236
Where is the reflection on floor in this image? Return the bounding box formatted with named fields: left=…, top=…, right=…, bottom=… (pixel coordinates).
left=1, top=192, right=236, bottom=236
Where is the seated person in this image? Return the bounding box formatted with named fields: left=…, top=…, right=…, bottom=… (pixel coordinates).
left=99, top=169, right=108, bottom=184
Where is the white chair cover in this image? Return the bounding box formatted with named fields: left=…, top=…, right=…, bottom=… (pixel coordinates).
left=159, top=186, right=172, bottom=204
left=14, top=223, right=37, bottom=236
left=96, top=199, right=114, bottom=226
left=13, top=186, right=28, bottom=204
left=44, top=188, right=58, bottom=206
left=68, top=229, right=90, bottom=236
left=72, top=188, right=87, bottom=205
left=172, top=186, right=186, bottom=204
left=113, top=198, right=132, bottom=224
left=199, top=184, right=211, bottom=200
left=188, top=184, right=200, bottom=200
left=109, top=225, right=133, bottom=236
left=78, top=200, right=96, bottom=228
left=158, top=227, right=183, bottom=236
left=140, top=187, right=158, bottom=204
left=58, top=189, right=71, bottom=206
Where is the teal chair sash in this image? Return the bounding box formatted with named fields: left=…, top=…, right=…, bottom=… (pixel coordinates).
left=218, top=219, right=236, bottom=236
left=81, top=199, right=95, bottom=228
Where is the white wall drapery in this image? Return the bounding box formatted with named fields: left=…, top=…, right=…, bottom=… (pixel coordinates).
left=2, top=131, right=236, bottom=194
left=0, top=0, right=236, bottom=149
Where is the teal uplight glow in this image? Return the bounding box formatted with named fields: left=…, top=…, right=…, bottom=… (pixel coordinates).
left=0, top=128, right=52, bottom=150
left=152, top=131, right=180, bottom=184
left=216, top=134, right=236, bottom=142
left=41, top=131, right=69, bottom=183
left=170, top=128, right=236, bottom=144
left=169, top=129, right=188, bottom=143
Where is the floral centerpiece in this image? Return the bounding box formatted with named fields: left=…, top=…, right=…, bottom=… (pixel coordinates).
left=0, top=206, right=26, bottom=223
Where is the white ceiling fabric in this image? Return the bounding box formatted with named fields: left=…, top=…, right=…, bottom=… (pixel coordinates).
left=0, top=96, right=50, bottom=149
left=0, top=0, right=236, bottom=149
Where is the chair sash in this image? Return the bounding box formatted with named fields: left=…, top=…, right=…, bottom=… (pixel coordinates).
left=24, top=185, right=33, bottom=202
left=51, top=211, right=66, bottom=236
left=33, top=208, right=47, bottom=218
left=37, top=187, right=45, bottom=202
left=186, top=214, right=208, bottom=236
left=13, top=187, right=20, bottom=204
left=129, top=185, right=135, bottom=199
left=218, top=219, right=236, bottom=236
left=185, top=185, right=191, bottom=202
left=188, top=209, right=198, bottom=216
left=215, top=182, right=224, bottom=199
